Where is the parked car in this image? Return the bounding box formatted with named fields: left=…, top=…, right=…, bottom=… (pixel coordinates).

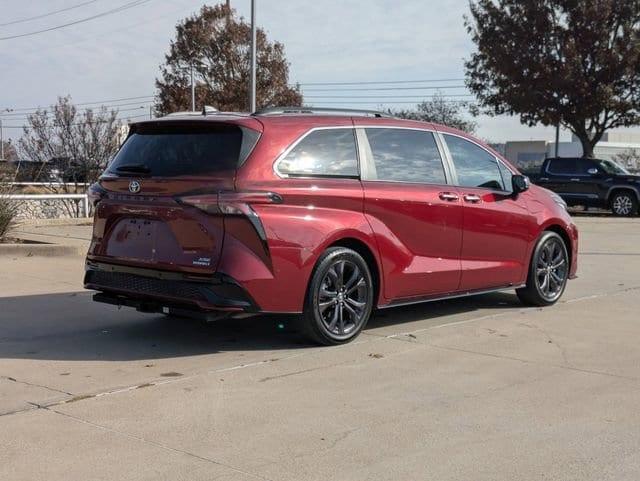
left=530, top=157, right=640, bottom=216
left=84, top=107, right=578, bottom=345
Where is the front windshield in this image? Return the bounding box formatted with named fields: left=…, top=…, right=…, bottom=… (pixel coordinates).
left=596, top=159, right=630, bottom=175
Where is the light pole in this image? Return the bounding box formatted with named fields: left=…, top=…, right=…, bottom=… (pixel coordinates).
left=191, top=62, right=196, bottom=111
left=249, top=0, right=257, bottom=112
left=0, top=119, right=4, bottom=161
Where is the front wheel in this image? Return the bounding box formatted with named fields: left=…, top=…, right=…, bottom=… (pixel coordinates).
left=302, top=247, right=374, bottom=345
left=610, top=192, right=638, bottom=217
left=517, top=232, right=569, bottom=307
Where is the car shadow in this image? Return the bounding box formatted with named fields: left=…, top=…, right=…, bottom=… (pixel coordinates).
left=0, top=290, right=523, bottom=362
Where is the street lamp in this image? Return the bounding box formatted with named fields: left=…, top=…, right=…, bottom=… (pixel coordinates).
left=250, top=0, right=256, bottom=112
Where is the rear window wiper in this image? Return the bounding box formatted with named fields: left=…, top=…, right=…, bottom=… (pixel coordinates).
left=115, top=163, right=151, bottom=174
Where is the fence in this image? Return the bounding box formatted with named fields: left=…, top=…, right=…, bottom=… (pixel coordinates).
left=6, top=194, right=90, bottom=220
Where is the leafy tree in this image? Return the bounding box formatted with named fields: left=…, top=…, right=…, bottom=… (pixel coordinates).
left=389, top=92, right=477, bottom=134
left=155, top=4, right=302, bottom=115
left=18, top=96, right=122, bottom=215
left=465, top=0, right=640, bottom=158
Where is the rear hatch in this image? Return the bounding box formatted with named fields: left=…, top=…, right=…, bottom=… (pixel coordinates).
left=88, top=119, right=261, bottom=275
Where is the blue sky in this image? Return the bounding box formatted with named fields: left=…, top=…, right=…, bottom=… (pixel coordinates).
left=0, top=0, right=606, bottom=143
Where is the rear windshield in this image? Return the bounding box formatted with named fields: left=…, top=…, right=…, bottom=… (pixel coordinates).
left=108, top=124, right=257, bottom=177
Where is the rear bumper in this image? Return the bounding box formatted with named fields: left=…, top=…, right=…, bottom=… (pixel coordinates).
left=84, top=261, right=259, bottom=314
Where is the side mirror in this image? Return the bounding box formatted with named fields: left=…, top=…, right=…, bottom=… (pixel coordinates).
left=587, top=168, right=599, bottom=175
left=512, top=174, right=530, bottom=194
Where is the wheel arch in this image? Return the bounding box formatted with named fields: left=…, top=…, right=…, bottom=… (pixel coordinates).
left=325, top=237, right=383, bottom=308
left=545, top=224, right=571, bottom=255
left=606, top=186, right=640, bottom=205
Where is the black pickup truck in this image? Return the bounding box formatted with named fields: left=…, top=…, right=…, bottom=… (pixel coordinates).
left=530, top=157, right=640, bottom=216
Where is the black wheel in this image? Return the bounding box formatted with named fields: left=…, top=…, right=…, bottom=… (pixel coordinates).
left=610, top=192, right=638, bottom=217
left=517, top=232, right=569, bottom=307
left=302, top=247, right=374, bottom=345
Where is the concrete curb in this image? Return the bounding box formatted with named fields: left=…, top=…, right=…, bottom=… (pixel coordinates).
left=0, top=243, right=85, bottom=257
left=16, top=217, right=93, bottom=227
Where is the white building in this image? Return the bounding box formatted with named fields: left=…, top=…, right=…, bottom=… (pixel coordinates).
left=504, top=131, right=640, bottom=174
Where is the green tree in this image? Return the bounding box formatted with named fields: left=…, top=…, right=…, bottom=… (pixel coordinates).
left=465, top=0, right=640, bottom=158
left=390, top=92, right=477, bottom=134
left=155, top=4, right=302, bottom=115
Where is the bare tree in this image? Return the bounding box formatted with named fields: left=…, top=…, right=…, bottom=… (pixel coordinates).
left=389, top=92, right=478, bottom=134
left=18, top=96, right=122, bottom=215
left=613, top=149, right=640, bottom=173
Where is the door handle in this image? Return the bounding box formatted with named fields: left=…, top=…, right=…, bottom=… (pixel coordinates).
left=570, top=178, right=580, bottom=182
left=463, top=194, right=481, bottom=203
left=439, top=192, right=459, bottom=202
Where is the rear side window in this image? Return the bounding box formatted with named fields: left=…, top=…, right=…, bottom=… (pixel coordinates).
left=277, top=129, right=358, bottom=177
left=109, top=124, right=253, bottom=177
left=547, top=158, right=578, bottom=174
left=445, top=135, right=505, bottom=190
left=365, top=128, right=446, bottom=184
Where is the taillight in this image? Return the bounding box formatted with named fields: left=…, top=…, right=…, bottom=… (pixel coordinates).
left=176, top=194, right=219, bottom=214
left=177, top=191, right=282, bottom=214
left=176, top=191, right=283, bottom=248
left=87, top=183, right=107, bottom=206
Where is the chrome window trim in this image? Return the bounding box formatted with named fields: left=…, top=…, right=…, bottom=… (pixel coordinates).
left=357, top=126, right=453, bottom=185
left=439, top=131, right=516, bottom=192
left=273, top=126, right=360, bottom=179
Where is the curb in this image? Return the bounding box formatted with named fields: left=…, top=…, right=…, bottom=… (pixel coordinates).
left=0, top=243, right=85, bottom=257
left=16, top=217, right=93, bottom=227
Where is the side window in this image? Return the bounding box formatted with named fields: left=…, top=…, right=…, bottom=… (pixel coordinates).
left=365, top=128, right=446, bottom=184
left=576, top=158, right=597, bottom=174
left=278, top=129, right=358, bottom=177
left=547, top=158, right=578, bottom=174
left=445, top=135, right=505, bottom=190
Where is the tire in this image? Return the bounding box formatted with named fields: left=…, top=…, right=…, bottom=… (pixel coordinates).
left=517, top=231, right=569, bottom=307
left=301, top=247, right=374, bottom=345
left=610, top=191, right=638, bottom=217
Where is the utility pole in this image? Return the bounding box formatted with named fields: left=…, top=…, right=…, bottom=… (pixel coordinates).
left=191, top=62, right=196, bottom=111
left=0, top=119, right=4, bottom=161
left=249, top=0, right=257, bottom=113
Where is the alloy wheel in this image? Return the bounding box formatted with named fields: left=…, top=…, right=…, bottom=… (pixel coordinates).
left=535, top=237, right=568, bottom=302
left=612, top=195, right=634, bottom=216
left=316, top=260, right=369, bottom=337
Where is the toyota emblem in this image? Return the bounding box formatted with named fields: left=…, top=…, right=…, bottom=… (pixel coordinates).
left=128, top=180, right=141, bottom=193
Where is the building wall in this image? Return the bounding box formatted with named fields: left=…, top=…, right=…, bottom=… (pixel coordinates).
left=505, top=134, right=640, bottom=174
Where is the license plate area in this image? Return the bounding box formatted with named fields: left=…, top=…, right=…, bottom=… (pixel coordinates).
left=106, top=218, right=158, bottom=261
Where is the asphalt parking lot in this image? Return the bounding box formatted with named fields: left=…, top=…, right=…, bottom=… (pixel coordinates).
left=1, top=216, right=640, bottom=481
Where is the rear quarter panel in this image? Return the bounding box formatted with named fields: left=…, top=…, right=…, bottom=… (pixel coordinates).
left=228, top=117, right=382, bottom=313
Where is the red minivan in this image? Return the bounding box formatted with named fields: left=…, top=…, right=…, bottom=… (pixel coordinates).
left=85, top=107, right=578, bottom=345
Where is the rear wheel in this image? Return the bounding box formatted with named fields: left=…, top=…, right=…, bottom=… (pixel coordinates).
left=610, top=192, right=638, bottom=216
left=517, top=231, right=569, bottom=307
left=302, top=247, right=374, bottom=345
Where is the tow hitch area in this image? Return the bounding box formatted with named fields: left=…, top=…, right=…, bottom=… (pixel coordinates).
left=93, top=293, right=233, bottom=322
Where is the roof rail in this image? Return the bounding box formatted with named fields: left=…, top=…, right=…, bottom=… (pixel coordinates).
left=253, top=106, right=392, bottom=118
